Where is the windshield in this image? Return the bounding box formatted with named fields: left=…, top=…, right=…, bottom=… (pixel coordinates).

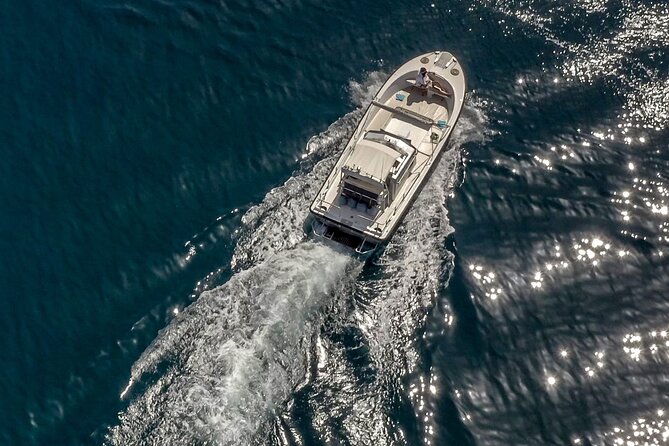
left=363, top=131, right=416, bottom=157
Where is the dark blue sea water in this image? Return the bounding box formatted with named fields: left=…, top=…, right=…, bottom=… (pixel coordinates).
left=2, top=0, right=668, bottom=445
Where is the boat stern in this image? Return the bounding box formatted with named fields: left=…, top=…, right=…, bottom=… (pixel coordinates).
left=308, top=211, right=379, bottom=256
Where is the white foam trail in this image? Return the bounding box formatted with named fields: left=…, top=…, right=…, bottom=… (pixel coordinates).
left=347, top=70, right=388, bottom=107
left=107, top=242, right=356, bottom=445
left=108, top=72, right=388, bottom=445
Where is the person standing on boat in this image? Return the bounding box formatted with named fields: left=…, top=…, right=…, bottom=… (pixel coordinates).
left=415, top=67, right=431, bottom=95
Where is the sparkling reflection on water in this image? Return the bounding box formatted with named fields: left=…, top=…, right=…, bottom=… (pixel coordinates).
left=436, top=0, right=669, bottom=444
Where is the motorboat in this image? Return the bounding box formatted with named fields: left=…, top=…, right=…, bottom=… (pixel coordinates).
left=309, top=51, right=466, bottom=254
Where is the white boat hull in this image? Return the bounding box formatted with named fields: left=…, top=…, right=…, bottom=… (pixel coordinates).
left=309, top=51, right=466, bottom=253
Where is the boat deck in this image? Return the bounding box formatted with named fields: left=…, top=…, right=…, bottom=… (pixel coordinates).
left=314, top=87, right=450, bottom=240
left=309, top=50, right=466, bottom=248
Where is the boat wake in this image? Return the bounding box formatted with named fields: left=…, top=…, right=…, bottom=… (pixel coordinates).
left=106, top=75, right=376, bottom=446
left=107, top=242, right=357, bottom=445
left=107, top=72, right=488, bottom=446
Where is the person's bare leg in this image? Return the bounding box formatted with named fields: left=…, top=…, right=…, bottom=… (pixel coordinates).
left=433, top=83, right=451, bottom=97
